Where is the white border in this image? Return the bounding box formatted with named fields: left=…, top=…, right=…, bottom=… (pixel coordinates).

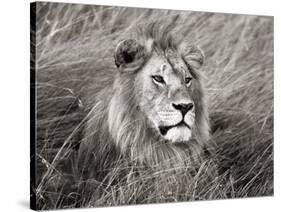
left=0, top=0, right=278, bottom=211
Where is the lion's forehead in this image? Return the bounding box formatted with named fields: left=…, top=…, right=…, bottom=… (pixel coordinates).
left=165, top=49, right=187, bottom=74
left=150, top=53, right=189, bottom=81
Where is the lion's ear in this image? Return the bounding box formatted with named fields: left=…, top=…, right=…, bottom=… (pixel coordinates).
left=180, top=44, right=204, bottom=70
left=114, top=39, right=147, bottom=72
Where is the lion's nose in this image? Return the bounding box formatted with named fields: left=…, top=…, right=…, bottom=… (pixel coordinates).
left=172, top=102, right=194, bottom=115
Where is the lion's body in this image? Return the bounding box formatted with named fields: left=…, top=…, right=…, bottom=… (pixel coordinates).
left=78, top=22, right=213, bottom=184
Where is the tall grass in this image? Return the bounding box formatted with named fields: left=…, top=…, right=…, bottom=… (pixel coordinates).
left=32, top=2, right=273, bottom=210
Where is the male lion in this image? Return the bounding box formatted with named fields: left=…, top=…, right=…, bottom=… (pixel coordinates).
left=78, top=23, right=211, bottom=183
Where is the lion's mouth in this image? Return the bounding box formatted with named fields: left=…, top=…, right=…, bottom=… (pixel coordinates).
left=159, top=120, right=191, bottom=136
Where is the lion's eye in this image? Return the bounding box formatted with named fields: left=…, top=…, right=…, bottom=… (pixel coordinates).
left=152, top=75, right=165, bottom=84
left=185, top=77, right=192, bottom=85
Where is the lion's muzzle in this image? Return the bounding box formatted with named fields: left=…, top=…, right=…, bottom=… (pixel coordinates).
left=156, top=101, right=195, bottom=143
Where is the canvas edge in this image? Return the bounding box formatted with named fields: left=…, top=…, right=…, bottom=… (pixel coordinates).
left=30, top=1, right=37, bottom=211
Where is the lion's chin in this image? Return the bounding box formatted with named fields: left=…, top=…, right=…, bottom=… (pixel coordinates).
left=164, top=126, right=192, bottom=143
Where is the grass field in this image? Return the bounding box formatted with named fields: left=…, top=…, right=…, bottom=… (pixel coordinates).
left=31, top=2, right=273, bottom=210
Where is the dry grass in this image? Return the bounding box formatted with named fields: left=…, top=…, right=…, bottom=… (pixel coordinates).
left=31, top=2, right=273, bottom=210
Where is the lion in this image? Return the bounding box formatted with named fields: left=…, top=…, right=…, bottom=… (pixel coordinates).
left=77, top=22, right=212, bottom=184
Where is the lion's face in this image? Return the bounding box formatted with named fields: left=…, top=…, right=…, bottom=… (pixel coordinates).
left=114, top=39, right=205, bottom=144
left=136, top=53, right=196, bottom=143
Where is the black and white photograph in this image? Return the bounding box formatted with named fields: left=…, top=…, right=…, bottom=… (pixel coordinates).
left=30, top=1, right=273, bottom=210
